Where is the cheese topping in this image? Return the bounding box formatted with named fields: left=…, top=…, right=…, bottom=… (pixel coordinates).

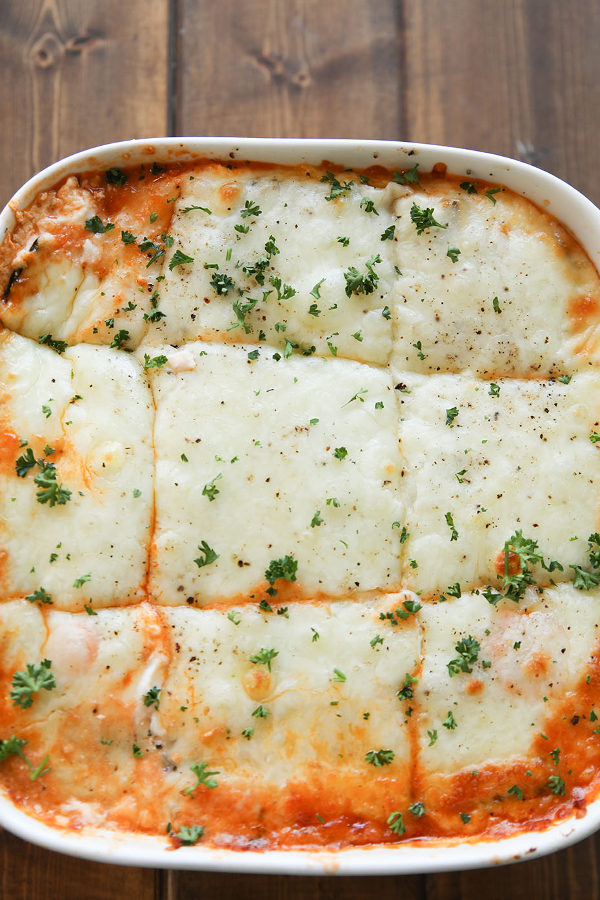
left=1, top=159, right=600, bottom=850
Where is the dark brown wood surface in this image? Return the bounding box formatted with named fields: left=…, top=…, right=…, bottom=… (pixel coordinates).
left=0, top=1, right=599, bottom=897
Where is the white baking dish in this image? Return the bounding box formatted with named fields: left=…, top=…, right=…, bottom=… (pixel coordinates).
left=1, top=137, right=600, bottom=874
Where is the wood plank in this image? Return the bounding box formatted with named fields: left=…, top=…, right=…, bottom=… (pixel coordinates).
left=402, top=0, right=600, bottom=203
left=0, top=0, right=169, bottom=206
left=0, top=829, right=157, bottom=900
left=164, top=871, right=425, bottom=900
left=173, top=0, right=403, bottom=140
left=428, top=834, right=600, bottom=900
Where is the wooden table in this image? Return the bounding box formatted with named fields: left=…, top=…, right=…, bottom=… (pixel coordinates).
left=0, top=1, right=599, bottom=897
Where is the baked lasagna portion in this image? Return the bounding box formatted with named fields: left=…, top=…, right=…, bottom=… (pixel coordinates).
left=0, top=159, right=600, bottom=850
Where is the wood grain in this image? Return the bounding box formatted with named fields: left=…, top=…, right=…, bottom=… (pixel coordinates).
left=401, top=0, right=600, bottom=204
left=0, top=0, right=169, bottom=205
left=1, top=0, right=600, bottom=897
left=173, top=0, right=404, bottom=139
left=0, top=828, right=158, bottom=900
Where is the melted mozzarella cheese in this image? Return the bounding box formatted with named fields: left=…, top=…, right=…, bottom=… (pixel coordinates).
left=0, top=333, right=154, bottom=609
left=149, top=164, right=397, bottom=363
left=396, top=372, right=600, bottom=594
left=417, top=584, right=600, bottom=773
left=390, top=185, right=600, bottom=377
left=148, top=342, right=402, bottom=603
left=155, top=597, right=419, bottom=787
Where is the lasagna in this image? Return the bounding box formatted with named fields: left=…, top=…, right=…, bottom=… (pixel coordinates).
left=1, top=158, right=600, bottom=850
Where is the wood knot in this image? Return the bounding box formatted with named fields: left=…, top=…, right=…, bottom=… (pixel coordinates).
left=30, top=32, right=64, bottom=69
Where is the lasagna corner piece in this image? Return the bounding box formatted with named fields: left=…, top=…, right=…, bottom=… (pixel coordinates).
left=391, top=183, right=600, bottom=377
left=0, top=603, right=171, bottom=828
left=0, top=331, right=154, bottom=610
left=0, top=169, right=182, bottom=349
left=148, top=342, right=403, bottom=603
left=416, top=584, right=600, bottom=833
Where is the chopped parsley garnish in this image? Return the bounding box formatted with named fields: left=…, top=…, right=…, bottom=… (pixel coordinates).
left=186, top=762, right=219, bottom=794
left=427, top=729, right=438, bottom=746
left=25, top=587, right=53, bottom=606
left=359, top=198, right=378, bottom=215
left=310, top=278, right=325, bottom=300
left=387, top=811, right=405, bottom=835
left=109, top=329, right=130, bottom=349
left=227, top=610, right=241, bottom=625
left=202, top=473, right=222, bottom=502
left=143, top=353, right=168, bottom=370
left=370, top=634, right=384, bottom=649
left=447, top=246, right=461, bottom=263
left=175, top=824, right=204, bottom=845
left=106, top=167, right=127, bottom=186
left=410, top=203, right=446, bottom=234
left=489, top=383, right=500, bottom=397
left=413, top=340, right=426, bottom=360
left=392, top=164, right=420, bottom=186
left=121, top=230, right=137, bottom=244
left=320, top=171, right=353, bottom=201
left=85, top=216, right=115, bottom=234
left=240, top=200, right=262, bottom=218
left=252, top=704, right=268, bottom=719
left=547, top=775, right=566, bottom=796
left=396, top=673, right=418, bottom=701
left=0, top=736, right=50, bottom=781
left=409, top=801, right=425, bottom=817
left=497, top=530, right=543, bottom=601
left=550, top=748, right=561, bottom=765
left=308, top=303, right=321, bottom=317
left=460, top=813, right=471, bottom=824
left=570, top=565, right=600, bottom=590
left=485, top=187, right=501, bottom=204
left=194, top=541, right=219, bottom=568
left=443, top=711, right=457, bottom=730
left=445, top=407, right=459, bottom=426
left=73, top=573, right=91, bottom=588
left=460, top=181, right=478, bottom=194
left=456, top=469, right=467, bottom=484
left=382, top=305, right=391, bottom=319
left=269, top=275, right=296, bottom=301
left=557, top=374, right=571, bottom=384
left=445, top=512, right=458, bottom=541
left=249, top=648, right=279, bottom=671
left=143, top=686, right=161, bottom=709
left=242, top=728, right=254, bottom=740
left=447, top=636, right=480, bottom=677
left=181, top=205, right=212, bottom=214
left=333, top=446, right=348, bottom=460
left=343, top=254, right=380, bottom=297
left=210, top=271, right=235, bottom=295
left=343, top=388, right=367, bottom=407
left=38, top=334, right=68, bottom=354
left=16, top=447, right=36, bottom=477
left=332, top=668, right=346, bottom=683
left=33, top=460, right=72, bottom=507
left=381, top=225, right=395, bottom=241
left=365, top=748, right=395, bottom=767
left=379, top=599, right=422, bottom=625
left=10, top=659, right=55, bottom=708
left=310, top=510, right=323, bottom=527
left=589, top=432, right=600, bottom=443
left=337, top=236, right=350, bottom=247
left=265, top=555, right=298, bottom=586
left=168, top=249, right=194, bottom=270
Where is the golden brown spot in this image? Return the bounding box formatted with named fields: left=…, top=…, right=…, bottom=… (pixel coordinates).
left=219, top=182, right=241, bottom=203
left=525, top=652, right=550, bottom=677
left=567, top=294, right=600, bottom=333
left=494, top=549, right=521, bottom=577
left=243, top=667, right=272, bottom=701
left=465, top=678, right=484, bottom=695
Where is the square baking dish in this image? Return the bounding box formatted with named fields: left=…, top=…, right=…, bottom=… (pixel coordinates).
left=1, top=137, right=600, bottom=874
